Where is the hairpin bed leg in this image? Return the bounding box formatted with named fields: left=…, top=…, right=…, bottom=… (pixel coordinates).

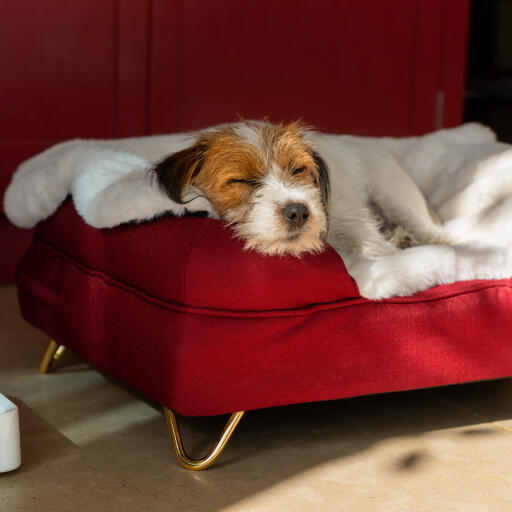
left=40, top=340, right=66, bottom=373
left=40, top=342, right=242, bottom=469
left=164, top=407, right=245, bottom=471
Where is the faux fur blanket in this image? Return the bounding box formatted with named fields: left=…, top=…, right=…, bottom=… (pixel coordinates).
left=4, top=123, right=512, bottom=299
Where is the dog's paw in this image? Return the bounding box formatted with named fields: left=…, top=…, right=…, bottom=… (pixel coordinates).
left=387, top=225, right=420, bottom=249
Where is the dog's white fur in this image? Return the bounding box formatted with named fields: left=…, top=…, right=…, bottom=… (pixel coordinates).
left=225, top=170, right=327, bottom=256
left=311, top=132, right=448, bottom=258
left=4, top=136, right=218, bottom=229
left=5, top=122, right=512, bottom=299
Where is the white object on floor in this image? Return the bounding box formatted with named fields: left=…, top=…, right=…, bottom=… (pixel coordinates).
left=0, top=393, right=21, bottom=472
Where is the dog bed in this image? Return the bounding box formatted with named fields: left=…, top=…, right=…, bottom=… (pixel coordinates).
left=16, top=199, right=512, bottom=469
left=6, top=122, right=512, bottom=301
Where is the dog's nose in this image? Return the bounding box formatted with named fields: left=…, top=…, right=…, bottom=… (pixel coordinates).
left=282, top=202, right=309, bottom=228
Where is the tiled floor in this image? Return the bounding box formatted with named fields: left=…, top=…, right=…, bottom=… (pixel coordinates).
left=1, top=284, right=512, bottom=511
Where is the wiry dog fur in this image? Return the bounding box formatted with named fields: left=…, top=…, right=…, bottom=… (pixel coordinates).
left=153, top=121, right=447, bottom=259
left=154, top=121, right=330, bottom=257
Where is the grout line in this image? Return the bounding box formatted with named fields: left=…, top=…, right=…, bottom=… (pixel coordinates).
left=489, top=421, right=512, bottom=434
left=0, top=367, right=93, bottom=384
left=428, top=390, right=512, bottom=435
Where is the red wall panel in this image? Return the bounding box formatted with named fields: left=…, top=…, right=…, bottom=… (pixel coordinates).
left=116, top=0, right=151, bottom=137
left=0, top=0, right=470, bottom=281
left=149, top=0, right=181, bottom=134
left=152, top=0, right=421, bottom=135
left=0, top=1, right=149, bottom=175
left=0, top=0, right=149, bottom=280
left=440, top=0, right=470, bottom=128
left=1, top=1, right=118, bottom=141
left=149, top=0, right=469, bottom=136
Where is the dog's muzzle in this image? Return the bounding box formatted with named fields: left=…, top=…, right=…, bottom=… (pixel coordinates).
left=282, top=202, right=309, bottom=228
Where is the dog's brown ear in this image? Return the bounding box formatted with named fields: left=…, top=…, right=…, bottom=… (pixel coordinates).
left=311, top=150, right=331, bottom=207
left=154, top=142, right=208, bottom=203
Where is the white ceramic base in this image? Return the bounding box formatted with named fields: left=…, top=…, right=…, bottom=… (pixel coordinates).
left=0, top=394, right=21, bottom=472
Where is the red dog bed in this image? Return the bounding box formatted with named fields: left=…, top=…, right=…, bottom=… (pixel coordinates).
left=17, top=200, right=512, bottom=469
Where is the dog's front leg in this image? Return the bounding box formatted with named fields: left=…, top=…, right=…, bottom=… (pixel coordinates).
left=327, top=204, right=397, bottom=259
left=368, top=154, right=451, bottom=247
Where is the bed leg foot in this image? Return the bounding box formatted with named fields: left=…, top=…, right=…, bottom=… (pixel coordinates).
left=164, top=407, right=245, bottom=471
left=40, top=340, right=66, bottom=373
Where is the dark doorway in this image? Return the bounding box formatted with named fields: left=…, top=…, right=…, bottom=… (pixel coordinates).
left=465, top=0, right=512, bottom=141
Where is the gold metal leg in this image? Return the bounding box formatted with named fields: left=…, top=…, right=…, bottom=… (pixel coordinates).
left=40, top=340, right=66, bottom=373
left=164, top=407, right=245, bottom=471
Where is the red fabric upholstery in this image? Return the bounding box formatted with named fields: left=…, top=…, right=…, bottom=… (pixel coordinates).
left=16, top=201, right=512, bottom=416
left=0, top=216, right=33, bottom=281
left=35, top=201, right=358, bottom=311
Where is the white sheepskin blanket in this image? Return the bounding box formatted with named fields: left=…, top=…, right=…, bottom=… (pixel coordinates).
left=4, top=123, right=512, bottom=300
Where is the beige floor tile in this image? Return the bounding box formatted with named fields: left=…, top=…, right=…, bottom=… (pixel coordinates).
left=1, top=284, right=512, bottom=512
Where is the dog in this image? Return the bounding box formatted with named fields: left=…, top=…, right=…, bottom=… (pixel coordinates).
left=153, top=120, right=447, bottom=259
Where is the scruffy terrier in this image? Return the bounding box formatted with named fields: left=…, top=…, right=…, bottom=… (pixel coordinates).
left=154, top=121, right=447, bottom=259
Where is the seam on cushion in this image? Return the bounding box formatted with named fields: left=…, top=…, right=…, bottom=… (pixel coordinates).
left=349, top=274, right=360, bottom=296
left=181, top=219, right=205, bottom=305
left=25, top=236, right=512, bottom=319
left=30, top=236, right=367, bottom=317
left=329, top=253, right=360, bottom=297
left=15, top=267, right=60, bottom=310
left=380, top=281, right=512, bottom=304
left=323, top=243, right=360, bottom=296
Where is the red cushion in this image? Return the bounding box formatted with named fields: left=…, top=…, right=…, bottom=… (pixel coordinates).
left=34, top=201, right=359, bottom=311
left=16, top=200, right=512, bottom=416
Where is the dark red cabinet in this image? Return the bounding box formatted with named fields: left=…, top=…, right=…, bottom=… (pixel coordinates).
left=0, top=0, right=469, bottom=281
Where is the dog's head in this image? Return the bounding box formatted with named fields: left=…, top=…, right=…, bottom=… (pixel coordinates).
left=154, top=121, right=330, bottom=256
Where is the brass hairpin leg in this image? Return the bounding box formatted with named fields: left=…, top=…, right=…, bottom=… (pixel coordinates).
left=40, top=340, right=66, bottom=373
left=164, top=407, right=245, bottom=471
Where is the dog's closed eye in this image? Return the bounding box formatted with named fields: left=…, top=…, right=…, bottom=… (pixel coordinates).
left=227, top=178, right=260, bottom=187
left=292, top=167, right=306, bottom=176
